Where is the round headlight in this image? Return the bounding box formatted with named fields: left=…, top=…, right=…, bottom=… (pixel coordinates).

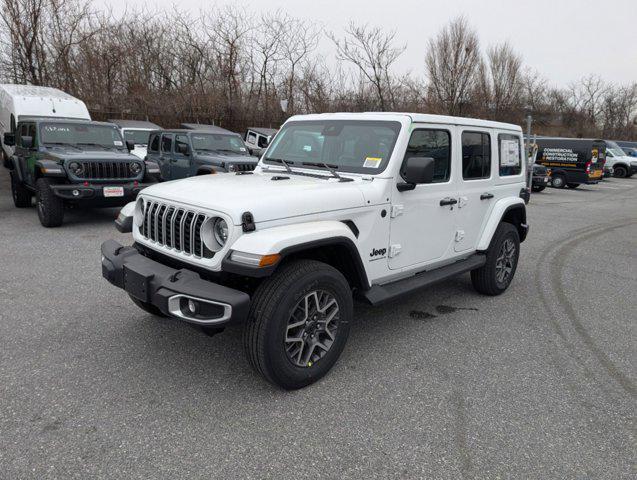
left=134, top=198, right=145, bottom=226
left=130, top=162, right=142, bottom=175
left=68, top=161, right=83, bottom=175
left=213, top=218, right=229, bottom=246
left=228, top=164, right=236, bottom=172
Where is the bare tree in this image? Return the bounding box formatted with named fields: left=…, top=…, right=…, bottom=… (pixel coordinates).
left=477, top=42, right=523, bottom=120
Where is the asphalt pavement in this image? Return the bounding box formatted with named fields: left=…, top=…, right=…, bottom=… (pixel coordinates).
left=0, top=174, right=635, bottom=479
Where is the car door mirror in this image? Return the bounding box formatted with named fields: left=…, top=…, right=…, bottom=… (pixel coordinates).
left=21, top=136, right=33, bottom=149
left=397, top=157, right=435, bottom=192
left=176, top=143, right=190, bottom=155
left=125, top=140, right=135, bottom=151
left=3, top=132, right=15, bottom=146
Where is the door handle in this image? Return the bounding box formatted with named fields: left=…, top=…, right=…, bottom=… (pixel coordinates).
left=480, top=193, right=494, bottom=200
left=439, top=197, right=458, bottom=206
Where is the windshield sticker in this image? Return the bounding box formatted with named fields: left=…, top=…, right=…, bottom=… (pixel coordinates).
left=44, top=126, right=70, bottom=132
left=114, top=140, right=123, bottom=146
left=303, top=145, right=312, bottom=152
left=240, top=147, right=246, bottom=151
left=363, top=157, right=382, bottom=168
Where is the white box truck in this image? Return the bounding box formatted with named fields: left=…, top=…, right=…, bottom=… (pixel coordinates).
left=0, top=84, right=90, bottom=165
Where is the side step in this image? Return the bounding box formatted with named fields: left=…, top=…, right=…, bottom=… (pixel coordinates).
left=358, top=254, right=486, bottom=306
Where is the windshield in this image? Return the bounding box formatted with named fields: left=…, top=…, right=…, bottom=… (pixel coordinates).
left=606, top=141, right=625, bottom=157
left=191, top=134, right=247, bottom=154
left=123, top=129, right=152, bottom=145
left=263, top=120, right=402, bottom=174
left=40, top=123, right=125, bottom=148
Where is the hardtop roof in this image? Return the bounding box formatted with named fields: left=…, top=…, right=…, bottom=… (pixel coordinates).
left=107, top=119, right=162, bottom=129
left=247, top=127, right=278, bottom=136
left=21, top=117, right=118, bottom=127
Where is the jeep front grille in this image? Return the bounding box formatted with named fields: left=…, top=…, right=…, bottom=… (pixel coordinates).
left=140, top=201, right=211, bottom=258
left=78, top=161, right=137, bottom=180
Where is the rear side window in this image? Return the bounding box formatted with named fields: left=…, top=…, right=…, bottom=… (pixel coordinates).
left=462, top=131, right=491, bottom=179
left=161, top=134, right=172, bottom=152
left=148, top=134, right=159, bottom=152
left=175, top=135, right=189, bottom=153
left=258, top=135, right=268, bottom=148
left=498, top=134, right=522, bottom=176
left=403, top=129, right=451, bottom=183
left=247, top=132, right=257, bottom=144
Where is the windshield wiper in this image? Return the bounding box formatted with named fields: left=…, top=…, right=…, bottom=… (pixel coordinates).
left=302, top=162, right=353, bottom=182
left=44, top=142, right=77, bottom=148
left=265, top=157, right=293, bottom=173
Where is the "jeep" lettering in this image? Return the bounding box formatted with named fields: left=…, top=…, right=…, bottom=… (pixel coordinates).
left=370, top=248, right=387, bottom=258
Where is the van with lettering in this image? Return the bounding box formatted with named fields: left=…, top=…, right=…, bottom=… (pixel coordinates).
left=534, top=137, right=605, bottom=188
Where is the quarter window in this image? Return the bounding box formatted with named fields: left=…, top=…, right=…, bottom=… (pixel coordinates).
left=498, top=134, right=522, bottom=176
left=161, top=134, right=172, bottom=152
left=148, top=133, right=159, bottom=152
left=462, top=131, right=491, bottom=180
left=403, top=129, right=451, bottom=183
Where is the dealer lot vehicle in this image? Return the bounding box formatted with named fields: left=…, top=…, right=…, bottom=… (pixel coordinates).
left=604, top=140, right=637, bottom=178
left=244, top=127, right=278, bottom=156
left=102, top=113, right=529, bottom=389
left=1, top=84, right=90, bottom=166
left=3, top=118, right=159, bottom=227
left=109, top=119, right=162, bottom=160
left=531, top=163, right=550, bottom=191
left=534, top=136, right=605, bottom=188
left=615, top=140, right=637, bottom=157
left=146, top=127, right=257, bottom=181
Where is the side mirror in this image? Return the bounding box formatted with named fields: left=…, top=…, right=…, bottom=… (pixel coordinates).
left=21, top=136, right=33, bottom=149
left=397, top=157, right=435, bottom=192
left=125, top=140, right=135, bottom=151
left=176, top=143, right=190, bottom=155
left=3, top=132, right=15, bottom=146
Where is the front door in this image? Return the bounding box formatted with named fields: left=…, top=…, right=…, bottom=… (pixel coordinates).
left=454, top=129, right=494, bottom=252
left=159, top=133, right=174, bottom=180
left=389, top=126, right=458, bottom=270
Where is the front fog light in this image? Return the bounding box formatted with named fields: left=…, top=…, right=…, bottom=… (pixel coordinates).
left=213, top=218, right=228, bottom=246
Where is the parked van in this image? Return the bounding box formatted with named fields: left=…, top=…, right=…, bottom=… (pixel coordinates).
left=109, top=119, right=162, bottom=160
left=604, top=140, right=637, bottom=178
left=0, top=84, right=90, bottom=165
left=244, top=127, right=278, bottom=156
left=534, top=137, right=605, bottom=188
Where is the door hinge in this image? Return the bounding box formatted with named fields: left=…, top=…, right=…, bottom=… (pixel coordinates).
left=389, top=244, right=401, bottom=257
left=390, top=204, right=404, bottom=218
left=455, top=230, right=465, bottom=242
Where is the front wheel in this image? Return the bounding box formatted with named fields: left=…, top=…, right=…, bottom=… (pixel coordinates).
left=11, top=171, right=32, bottom=207
left=471, top=222, right=520, bottom=296
left=243, top=259, right=352, bottom=390
left=35, top=178, right=64, bottom=227
left=613, top=166, right=627, bottom=178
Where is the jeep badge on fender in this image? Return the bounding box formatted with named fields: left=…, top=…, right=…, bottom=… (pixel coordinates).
left=101, top=112, right=529, bottom=390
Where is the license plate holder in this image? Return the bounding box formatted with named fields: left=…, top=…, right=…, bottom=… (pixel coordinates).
left=123, top=265, right=154, bottom=302
left=104, top=186, right=124, bottom=197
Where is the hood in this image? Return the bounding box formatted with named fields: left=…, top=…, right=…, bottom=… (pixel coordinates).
left=43, top=146, right=140, bottom=162
left=141, top=170, right=369, bottom=224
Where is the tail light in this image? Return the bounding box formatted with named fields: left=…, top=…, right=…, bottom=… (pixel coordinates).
left=585, top=161, right=591, bottom=173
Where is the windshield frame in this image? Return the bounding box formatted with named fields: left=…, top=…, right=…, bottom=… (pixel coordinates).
left=39, top=122, right=126, bottom=149
left=261, top=120, right=403, bottom=175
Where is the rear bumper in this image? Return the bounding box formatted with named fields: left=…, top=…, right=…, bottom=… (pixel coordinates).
left=101, top=239, right=250, bottom=326
left=51, top=182, right=150, bottom=201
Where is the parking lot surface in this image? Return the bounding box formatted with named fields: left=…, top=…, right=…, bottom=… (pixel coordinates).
left=0, top=175, right=635, bottom=479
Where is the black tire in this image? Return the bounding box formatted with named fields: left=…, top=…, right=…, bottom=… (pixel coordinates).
left=243, top=259, right=353, bottom=390
left=471, top=222, right=520, bottom=296
left=551, top=175, right=565, bottom=188
left=128, top=294, right=168, bottom=317
left=531, top=185, right=545, bottom=192
left=566, top=183, right=580, bottom=189
left=35, top=178, right=64, bottom=227
left=613, top=165, right=627, bottom=178
left=143, top=173, right=159, bottom=183
left=10, top=171, right=32, bottom=207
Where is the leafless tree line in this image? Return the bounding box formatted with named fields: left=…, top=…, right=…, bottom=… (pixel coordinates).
left=1, top=1, right=636, bottom=139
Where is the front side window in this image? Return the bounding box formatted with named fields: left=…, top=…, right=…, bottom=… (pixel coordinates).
left=462, top=131, right=491, bottom=180
left=403, top=129, right=451, bottom=183
left=175, top=135, right=189, bottom=154
left=264, top=120, right=402, bottom=174
left=498, top=133, right=522, bottom=176
left=191, top=134, right=247, bottom=154
left=39, top=122, right=125, bottom=148
left=161, top=134, right=173, bottom=152
left=257, top=135, right=269, bottom=148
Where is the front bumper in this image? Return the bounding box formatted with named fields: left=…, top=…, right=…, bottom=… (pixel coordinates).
left=51, top=182, right=151, bottom=201
left=101, top=240, right=250, bottom=326
left=532, top=175, right=550, bottom=186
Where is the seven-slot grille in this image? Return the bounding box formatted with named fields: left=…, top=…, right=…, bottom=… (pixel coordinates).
left=140, top=201, right=210, bottom=258
left=77, top=161, right=138, bottom=180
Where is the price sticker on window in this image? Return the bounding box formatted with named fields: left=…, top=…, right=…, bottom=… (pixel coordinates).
left=363, top=157, right=382, bottom=168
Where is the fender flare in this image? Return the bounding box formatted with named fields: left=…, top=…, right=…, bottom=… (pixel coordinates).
left=196, top=165, right=224, bottom=175
left=35, top=159, right=66, bottom=178
left=476, top=198, right=526, bottom=251
left=222, top=220, right=368, bottom=286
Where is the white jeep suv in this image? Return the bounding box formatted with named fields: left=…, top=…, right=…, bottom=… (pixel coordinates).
left=102, top=113, right=530, bottom=389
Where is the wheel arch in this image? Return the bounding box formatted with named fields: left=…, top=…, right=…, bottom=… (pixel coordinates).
left=477, top=199, right=527, bottom=251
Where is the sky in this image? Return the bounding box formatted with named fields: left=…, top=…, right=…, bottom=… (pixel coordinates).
left=101, top=0, right=637, bottom=87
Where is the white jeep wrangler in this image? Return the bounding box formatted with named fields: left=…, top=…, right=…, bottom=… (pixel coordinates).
left=102, top=113, right=529, bottom=389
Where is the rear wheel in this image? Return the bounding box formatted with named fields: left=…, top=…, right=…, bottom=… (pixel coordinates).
left=10, top=171, right=32, bottom=207
left=613, top=165, right=628, bottom=178
left=471, top=222, right=520, bottom=296
left=551, top=175, right=565, bottom=188
left=35, top=178, right=64, bottom=227
left=531, top=185, right=545, bottom=192
left=243, top=259, right=352, bottom=390
left=566, top=183, right=580, bottom=189
left=129, top=294, right=168, bottom=317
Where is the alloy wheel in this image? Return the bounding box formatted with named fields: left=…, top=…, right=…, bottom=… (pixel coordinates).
left=495, top=238, right=516, bottom=284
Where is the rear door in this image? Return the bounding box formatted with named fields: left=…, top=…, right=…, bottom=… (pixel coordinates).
left=159, top=133, right=174, bottom=179
left=146, top=133, right=162, bottom=176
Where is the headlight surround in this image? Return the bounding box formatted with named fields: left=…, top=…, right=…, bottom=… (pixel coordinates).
left=201, top=216, right=230, bottom=252
left=68, top=161, right=83, bottom=176
left=228, top=164, right=236, bottom=172
left=213, top=218, right=229, bottom=246
left=130, top=161, right=142, bottom=175
left=134, top=198, right=145, bottom=226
